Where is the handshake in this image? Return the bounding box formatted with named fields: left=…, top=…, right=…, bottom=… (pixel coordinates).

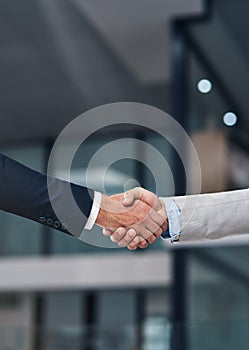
left=95, top=187, right=168, bottom=250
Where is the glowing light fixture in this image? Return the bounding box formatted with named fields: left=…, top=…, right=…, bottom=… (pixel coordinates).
left=197, top=79, right=212, bottom=94
left=223, top=112, right=237, bottom=126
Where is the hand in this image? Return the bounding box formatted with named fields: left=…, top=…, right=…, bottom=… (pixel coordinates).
left=103, top=188, right=168, bottom=249
left=95, top=191, right=166, bottom=247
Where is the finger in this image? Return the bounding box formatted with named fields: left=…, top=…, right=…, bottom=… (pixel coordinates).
left=161, top=219, right=168, bottom=232
left=126, top=187, right=162, bottom=210
left=148, top=208, right=166, bottom=227
left=123, top=187, right=160, bottom=210
left=138, top=236, right=149, bottom=249
left=153, top=227, right=163, bottom=238
left=127, top=235, right=140, bottom=250
left=103, top=228, right=113, bottom=236
left=118, top=228, right=137, bottom=248
left=123, top=188, right=140, bottom=206
left=110, top=227, right=126, bottom=243
left=137, top=228, right=156, bottom=244
left=144, top=219, right=161, bottom=235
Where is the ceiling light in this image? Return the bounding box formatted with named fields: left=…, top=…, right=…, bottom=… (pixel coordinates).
left=223, top=112, right=237, bottom=126
left=197, top=79, right=212, bottom=94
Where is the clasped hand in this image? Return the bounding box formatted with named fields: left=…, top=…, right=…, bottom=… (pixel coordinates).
left=95, top=188, right=168, bottom=250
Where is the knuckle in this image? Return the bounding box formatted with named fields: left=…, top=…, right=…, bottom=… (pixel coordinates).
left=144, top=231, right=153, bottom=241
left=155, top=228, right=163, bottom=237
left=148, top=235, right=156, bottom=244
left=162, top=220, right=168, bottom=231
left=151, top=222, right=160, bottom=233
left=157, top=215, right=165, bottom=226
left=144, top=232, right=152, bottom=240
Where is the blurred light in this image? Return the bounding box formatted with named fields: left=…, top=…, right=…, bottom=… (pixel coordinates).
left=197, top=79, right=212, bottom=93
left=223, top=112, right=237, bottom=126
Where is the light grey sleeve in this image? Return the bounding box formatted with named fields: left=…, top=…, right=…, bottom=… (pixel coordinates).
left=169, top=189, right=249, bottom=242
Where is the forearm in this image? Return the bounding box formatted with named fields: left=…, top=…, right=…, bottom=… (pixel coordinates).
left=0, top=153, right=94, bottom=236
left=171, top=189, right=249, bottom=241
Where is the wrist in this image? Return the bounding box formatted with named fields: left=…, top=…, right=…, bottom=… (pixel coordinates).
left=95, top=194, right=124, bottom=228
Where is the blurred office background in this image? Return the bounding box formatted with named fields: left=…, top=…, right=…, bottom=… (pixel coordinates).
left=0, top=0, right=248, bottom=349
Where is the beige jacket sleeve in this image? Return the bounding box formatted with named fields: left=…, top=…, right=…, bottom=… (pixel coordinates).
left=169, top=189, right=249, bottom=242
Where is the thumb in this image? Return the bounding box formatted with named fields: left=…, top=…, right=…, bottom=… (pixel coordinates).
left=123, top=188, right=139, bottom=206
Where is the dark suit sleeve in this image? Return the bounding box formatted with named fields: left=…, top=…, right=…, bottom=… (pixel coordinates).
left=0, top=153, right=94, bottom=237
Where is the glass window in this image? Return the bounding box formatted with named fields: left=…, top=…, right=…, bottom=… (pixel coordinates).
left=188, top=246, right=249, bottom=350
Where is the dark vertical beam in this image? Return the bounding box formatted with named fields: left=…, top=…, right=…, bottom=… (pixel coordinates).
left=134, top=131, right=147, bottom=349
left=135, top=130, right=146, bottom=189
left=171, top=21, right=189, bottom=350
left=171, top=249, right=188, bottom=350
left=33, top=293, right=44, bottom=350
left=171, top=22, right=189, bottom=196
left=136, top=289, right=146, bottom=350
left=84, top=291, right=97, bottom=350
left=33, top=140, right=54, bottom=350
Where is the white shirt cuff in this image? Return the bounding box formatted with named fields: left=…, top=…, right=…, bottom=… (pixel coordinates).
left=84, top=191, right=102, bottom=230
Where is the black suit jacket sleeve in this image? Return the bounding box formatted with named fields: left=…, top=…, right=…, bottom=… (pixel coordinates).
left=0, top=153, right=94, bottom=237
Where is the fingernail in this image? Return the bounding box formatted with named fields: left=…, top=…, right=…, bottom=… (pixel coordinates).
left=128, top=229, right=135, bottom=237
left=123, top=199, right=129, bottom=204
left=117, top=228, right=125, bottom=236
